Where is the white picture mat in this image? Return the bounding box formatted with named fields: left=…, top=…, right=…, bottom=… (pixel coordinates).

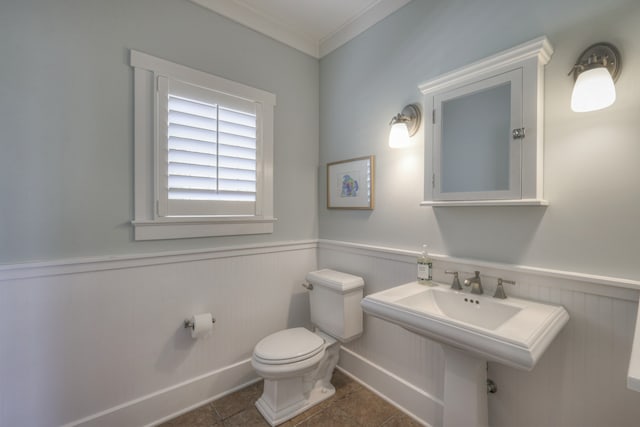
left=327, top=156, right=374, bottom=209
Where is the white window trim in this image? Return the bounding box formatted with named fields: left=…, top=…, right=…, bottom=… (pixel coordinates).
left=130, top=50, right=276, bottom=240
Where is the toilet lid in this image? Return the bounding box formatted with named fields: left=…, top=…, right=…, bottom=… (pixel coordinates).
left=254, top=327, right=325, bottom=365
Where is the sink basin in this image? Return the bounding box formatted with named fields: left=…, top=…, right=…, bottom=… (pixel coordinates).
left=361, top=281, right=569, bottom=371
left=395, top=287, right=521, bottom=330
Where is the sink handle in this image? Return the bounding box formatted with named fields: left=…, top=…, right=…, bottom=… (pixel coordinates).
left=494, top=278, right=516, bottom=299
left=445, top=270, right=462, bottom=291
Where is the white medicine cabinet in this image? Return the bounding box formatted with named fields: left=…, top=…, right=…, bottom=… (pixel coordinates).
left=419, top=36, right=553, bottom=207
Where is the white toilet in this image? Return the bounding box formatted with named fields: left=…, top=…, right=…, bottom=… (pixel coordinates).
left=251, top=269, right=364, bottom=426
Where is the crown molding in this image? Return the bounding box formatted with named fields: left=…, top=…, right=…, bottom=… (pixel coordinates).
left=319, top=0, right=411, bottom=57
left=189, top=0, right=411, bottom=58
left=190, top=0, right=319, bottom=57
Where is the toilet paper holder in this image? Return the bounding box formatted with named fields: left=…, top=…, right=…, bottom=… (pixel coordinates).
left=184, top=316, right=216, bottom=330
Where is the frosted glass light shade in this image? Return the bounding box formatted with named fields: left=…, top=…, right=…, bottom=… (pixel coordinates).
left=389, top=122, right=411, bottom=148
left=571, top=67, right=616, bottom=112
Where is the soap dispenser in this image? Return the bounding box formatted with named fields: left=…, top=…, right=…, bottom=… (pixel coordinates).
left=417, top=244, right=433, bottom=284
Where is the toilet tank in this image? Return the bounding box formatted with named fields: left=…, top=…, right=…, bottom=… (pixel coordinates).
left=306, top=269, right=364, bottom=342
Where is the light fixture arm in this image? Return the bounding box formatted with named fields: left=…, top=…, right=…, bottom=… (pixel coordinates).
left=569, top=42, right=621, bottom=82
left=389, top=104, right=421, bottom=137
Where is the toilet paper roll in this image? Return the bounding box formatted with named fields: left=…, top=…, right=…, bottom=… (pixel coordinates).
left=190, top=313, right=213, bottom=339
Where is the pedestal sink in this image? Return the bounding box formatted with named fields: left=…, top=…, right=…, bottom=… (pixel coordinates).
left=626, top=298, right=640, bottom=392
left=361, top=281, right=569, bottom=427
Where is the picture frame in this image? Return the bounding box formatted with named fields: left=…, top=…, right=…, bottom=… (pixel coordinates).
left=327, top=156, right=375, bottom=210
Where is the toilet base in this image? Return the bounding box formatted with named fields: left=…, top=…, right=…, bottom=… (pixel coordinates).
left=255, top=381, right=335, bottom=426
left=254, top=336, right=339, bottom=426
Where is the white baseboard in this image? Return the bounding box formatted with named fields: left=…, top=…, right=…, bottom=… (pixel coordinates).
left=63, top=359, right=258, bottom=427
left=337, top=347, right=442, bottom=427
left=64, top=348, right=441, bottom=427
left=63, top=348, right=442, bottom=427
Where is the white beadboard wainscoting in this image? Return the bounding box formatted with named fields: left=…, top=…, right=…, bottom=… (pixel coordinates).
left=2, top=238, right=640, bottom=427
left=0, top=241, right=317, bottom=427
left=319, top=240, right=640, bottom=427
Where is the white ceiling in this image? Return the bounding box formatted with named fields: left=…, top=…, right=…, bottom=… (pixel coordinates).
left=189, top=0, right=412, bottom=58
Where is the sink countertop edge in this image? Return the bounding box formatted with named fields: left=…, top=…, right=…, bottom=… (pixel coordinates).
left=361, top=291, right=570, bottom=371
left=361, top=296, right=536, bottom=370
left=362, top=284, right=567, bottom=348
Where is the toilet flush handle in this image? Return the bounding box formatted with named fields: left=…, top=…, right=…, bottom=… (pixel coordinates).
left=301, top=282, right=314, bottom=291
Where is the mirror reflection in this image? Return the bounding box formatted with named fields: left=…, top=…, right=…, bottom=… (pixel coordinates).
left=440, top=82, right=511, bottom=194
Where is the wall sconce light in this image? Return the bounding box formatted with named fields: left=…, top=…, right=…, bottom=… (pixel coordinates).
left=389, top=104, right=421, bottom=148
left=569, top=42, right=621, bottom=112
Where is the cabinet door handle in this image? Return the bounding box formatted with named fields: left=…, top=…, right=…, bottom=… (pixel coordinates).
left=512, top=128, right=526, bottom=139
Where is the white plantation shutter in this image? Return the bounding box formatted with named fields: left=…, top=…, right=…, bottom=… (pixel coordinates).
left=157, top=77, right=261, bottom=217
left=131, top=50, right=275, bottom=240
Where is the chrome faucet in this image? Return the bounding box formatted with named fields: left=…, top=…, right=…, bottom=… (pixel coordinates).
left=464, top=271, right=483, bottom=295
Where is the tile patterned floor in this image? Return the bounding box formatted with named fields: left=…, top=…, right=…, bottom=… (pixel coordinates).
left=159, top=370, right=422, bottom=426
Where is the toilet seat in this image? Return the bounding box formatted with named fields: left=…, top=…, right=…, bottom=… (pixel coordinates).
left=253, top=327, right=325, bottom=365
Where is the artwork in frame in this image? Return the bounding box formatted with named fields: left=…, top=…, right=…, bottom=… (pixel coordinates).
left=327, top=156, right=375, bottom=210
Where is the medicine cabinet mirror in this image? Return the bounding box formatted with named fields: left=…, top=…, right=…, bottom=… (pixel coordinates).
left=419, top=36, right=553, bottom=207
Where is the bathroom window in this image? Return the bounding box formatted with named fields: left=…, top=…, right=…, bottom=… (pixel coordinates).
left=130, top=50, right=276, bottom=240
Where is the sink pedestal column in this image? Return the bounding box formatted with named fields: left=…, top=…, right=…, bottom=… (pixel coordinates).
left=442, top=346, right=488, bottom=427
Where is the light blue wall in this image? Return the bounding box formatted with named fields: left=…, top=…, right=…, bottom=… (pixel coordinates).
left=319, top=0, right=640, bottom=280
left=0, top=0, right=319, bottom=263
left=3, top=0, right=640, bottom=281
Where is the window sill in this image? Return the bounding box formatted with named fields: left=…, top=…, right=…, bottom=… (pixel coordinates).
left=132, top=217, right=277, bottom=241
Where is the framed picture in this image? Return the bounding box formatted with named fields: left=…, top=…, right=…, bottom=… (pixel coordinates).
left=327, top=156, right=375, bottom=210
